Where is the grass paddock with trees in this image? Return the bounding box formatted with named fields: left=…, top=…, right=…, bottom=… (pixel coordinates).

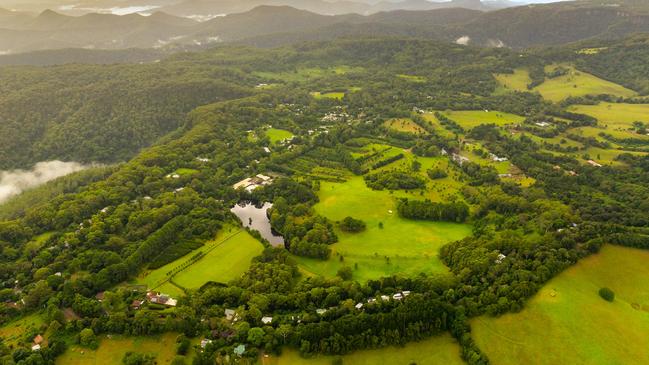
left=471, top=245, right=649, bottom=365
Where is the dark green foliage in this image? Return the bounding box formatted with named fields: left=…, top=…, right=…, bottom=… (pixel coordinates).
left=339, top=217, right=366, bottom=233
left=598, top=287, right=615, bottom=302
left=364, top=171, right=426, bottom=191
left=397, top=199, right=470, bottom=223
left=427, top=168, right=448, bottom=180
left=122, top=352, right=155, bottom=365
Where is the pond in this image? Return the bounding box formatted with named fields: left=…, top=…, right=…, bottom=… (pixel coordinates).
left=230, top=202, right=285, bottom=247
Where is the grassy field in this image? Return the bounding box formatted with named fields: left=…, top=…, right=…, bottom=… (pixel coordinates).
left=472, top=245, right=649, bottom=365
left=174, top=168, right=199, bottom=176
left=311, top=91, right=346, bottom=100
left=494, top=69, right=532, bottom=93
left=265, top=333, right=464, bottom=365
left=266, top=128, right=294, bottom=144
left=57, top=333, right=186, bottom=365
left=569, top=102, right=649, bottom=139
left=384, top=118, right=427, bottom=134
left=437, top=110, right=525, bottom=130
left=397, top=74, right=427, bottom=83
left=138, top=227, right=264, bottom=294
left=253, top=66, right=363, bottom=83
left=0, top=313, right=44, bottom=348
left=533, top=65, right=636, bottom=102
left=296, top=175, right=471, bottom=281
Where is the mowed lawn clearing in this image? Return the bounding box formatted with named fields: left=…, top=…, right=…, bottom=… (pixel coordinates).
left=296, top=176, right=471, bottom=281
left=173, top=229, right=264, bottom=288
left=265, top=333, right=464, bottom=365
left=472, top=245, right=649, bottom=365
left=533, top=65, right=636, bottom=102
left=494, top=69, right=532, bottom=93
left=0, top=313, right=44, bottom=348
left=437, top=110, right=525, bottom=130
left=384, top=118, right=428, bottom=134
left=568, top=102, right=649, bottom=140
left=57, top=333, right=183, bottom=365
left=138, top=227, right=263, bottom=292
left=266, top=128, right=294, bottom=144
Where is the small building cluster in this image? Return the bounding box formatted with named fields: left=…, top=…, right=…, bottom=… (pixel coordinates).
left=490, top=153, right=508, bottom=162
left=232, top=174, right=274, bottom=192
left=146, top=291, right=177, bottom=307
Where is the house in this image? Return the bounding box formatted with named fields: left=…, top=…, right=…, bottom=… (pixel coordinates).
left=261, top=316, right=273, bottom=324
left=355, top=303, right=363, bottom=310
left=367, top=298, right=377, bottom=304
left=587, top=160, right=602, bottom=167
left=498, top=173, right=513, bottom=178
left=234, top=344, right=246, bottom=357
left=316, top=308, right=328, bottom=315
left=174, top=187, right=185, bottom=193
left=54, top=272, right=62, bottom=277
left=402, top=291, right=411, bottom=297
left=263, top=147, right=271, bottom=154
left=200, top=339, right=213, bottom=349
left=225, top=309, right=238, bottom=321
left=33, top=335, right=43, bottom=345
left=495, top=253, right=507, bottom=264
left=451, top=153, right=470, bottom=166
left=393, top=293, right=403, bottom=300
left=31, top=344, right=41, bottom=351
left=95, top=292, right=105, bottom=302
left=196, top=157, right=210, bottom=162
left=490, top=153, right=508, bottom=162
left=380, top=295, right=390, bottom=301
left=535, top=122, right=550, bottom=127
left=233, top=174, right=275, bottom=191
left=131, top=300, right=143, bottom=310
left=146, top=291, right=177, bottom=307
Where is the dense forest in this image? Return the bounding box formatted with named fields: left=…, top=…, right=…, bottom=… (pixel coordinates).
left=0, top=31, right=648, bottom=365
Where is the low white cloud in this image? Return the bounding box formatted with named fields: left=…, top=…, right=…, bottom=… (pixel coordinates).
left=455, top=36, right=471, bottom=46
left=0, top=161, right=89, bottom=204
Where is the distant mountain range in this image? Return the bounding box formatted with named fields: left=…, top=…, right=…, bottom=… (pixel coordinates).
left=0, top=0, right=649, bottom=56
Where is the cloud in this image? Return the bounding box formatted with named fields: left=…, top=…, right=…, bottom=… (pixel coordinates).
left=455, top=36, right=471, bottom=46
left=0, top=161, right=89, bottom=204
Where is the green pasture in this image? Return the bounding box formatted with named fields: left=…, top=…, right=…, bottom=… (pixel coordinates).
left=569, top=102, right=649, bottom=139
left=265, top=333, right=463, bottom=365
left=472, top=245, right=649, bottom=365
left=494, top=69, right=532, bottom=93
left=384, top=118, right=427, bottom=134
left=437, top=110, right=525, bottom=130
left=253, top=66, right=362, bottom=83
left=174, top=168, right=199, bottom=176
left=266, top=128, right=294, bottom=144
left=397, top=74, right=427, bottom=83
left=0, top=313, right=44, bottom=348
left=138, top=227, right=263, bottom=294
left=57, top=333, right=188, bottom=365
left=296, top=175, right=471, bottom=281
left=533, top=65, right=636, bottom=102
left=311, top=91, right=346, bottom=100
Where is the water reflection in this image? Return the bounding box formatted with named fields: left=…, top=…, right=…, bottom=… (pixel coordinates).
left=230, top=202, right=285, bottom=247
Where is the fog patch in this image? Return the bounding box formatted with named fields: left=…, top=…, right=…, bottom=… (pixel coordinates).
left=455, top=36, right=471, bottom=46
left=0, top=161, right=90, bottom=204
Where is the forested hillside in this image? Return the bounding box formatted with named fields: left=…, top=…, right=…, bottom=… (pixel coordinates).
left=1, top=29, right=649, bottom=365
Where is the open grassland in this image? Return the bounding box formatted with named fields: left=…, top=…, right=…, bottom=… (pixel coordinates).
left=265, top=333, right=463, bottom=365
left=311, top=91, right=346, bottom=100
left=533, top=65, right=636, bottom=102
left=397, top=74, right=427, bottom=83
left=253, top=66, right=363, bottom=83
left=0, top=313, right=44, bottom=348
left=296, top=175, right=471, bottom=281
left=266, top=128, right=294, bottom=144
left=472, top=245, right=649, bottom=365
left=422, top=113, right=457, bottom=138
left=173, top=230, right=264, bottom=288
left=384, top=118, right=427, bottom=134
left=494, top=69, right=532, bottom=93
left=138, top=227, right=263, bottom=293
left=57, top=333, right=187, bottom=365
left=437, top=110, right=525, bottom=130
left=568, top=103, right=649, bottom=138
